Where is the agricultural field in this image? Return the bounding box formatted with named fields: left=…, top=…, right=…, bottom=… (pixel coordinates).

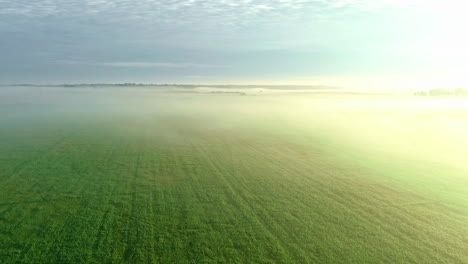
left=0, top=86, right=467, bottom=263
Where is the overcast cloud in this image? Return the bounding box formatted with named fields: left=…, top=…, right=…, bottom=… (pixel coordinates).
left=1, top=0, right=466, bottom=88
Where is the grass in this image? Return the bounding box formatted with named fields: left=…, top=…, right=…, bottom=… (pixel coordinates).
left=0, top=87, right=467, bottom=263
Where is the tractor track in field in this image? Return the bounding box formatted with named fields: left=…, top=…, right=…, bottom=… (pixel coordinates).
left=195, top=130, right=467, bottom=263
left=243, top=133, right=468, bottom=262
left=191, top=138, right=295, bottom=263
left=239, top=134, right=467, bottom=262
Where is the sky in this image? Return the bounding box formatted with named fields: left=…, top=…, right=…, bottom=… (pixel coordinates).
left=1, top=0, right=467, bottom=90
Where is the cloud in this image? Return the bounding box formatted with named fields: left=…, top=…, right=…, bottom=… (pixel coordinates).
left=54, top=61, right=226, bottom=68
left=1, top=0, right=452, bottom=85
left=0, top=0, right=416, bottom=19
left=0, top=0, right=422, bottom=46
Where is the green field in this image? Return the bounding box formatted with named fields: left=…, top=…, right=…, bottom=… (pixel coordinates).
left=1, top=87, right=467, bottom=263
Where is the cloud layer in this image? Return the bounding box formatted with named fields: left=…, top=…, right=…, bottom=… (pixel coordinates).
left=1, top=0, right=466, bottom=87
left=0, top=0, right=416, bottom=23
left=54, top=60, right=225, bottom=68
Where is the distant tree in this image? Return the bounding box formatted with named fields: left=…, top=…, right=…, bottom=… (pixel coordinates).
left=414, top=91, right=428, bottom=96
left=415, top=88, right=468, bottom=96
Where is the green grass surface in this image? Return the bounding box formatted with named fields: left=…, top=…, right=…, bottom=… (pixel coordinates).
left=1, top=87, right=467, bottom=263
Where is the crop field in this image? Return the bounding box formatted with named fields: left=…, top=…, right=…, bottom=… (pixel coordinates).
left=1, top=87, right=467, bottom=263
